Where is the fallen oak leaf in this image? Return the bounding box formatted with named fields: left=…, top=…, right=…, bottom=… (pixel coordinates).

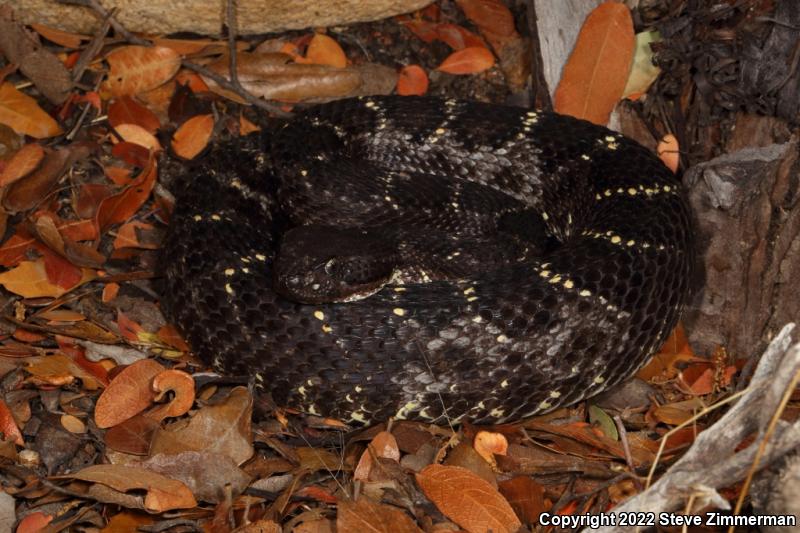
left=337, top=498, right=422, bottom=533
left=0, top=83, right=62, bottom=138
left=108, top=96, right=161, bottom=133
left=0, top=258, right=90, bottom=298
left=353, top=430, right=400, bottom=481
left=553, top=2, right=635, bottom=125
left=0, top=398, right=24, bottom=445
left=94, top=358, right=165, bottom=428
left=0, top=143, right=44, bottom=187
left=473, top=430, right=508, bottom=468
left=172, top=114, right=214, bottom=160
left=113, top=123, right=161, bottom=152
left=416, top=464, right=521, bottom=533
left=437, top=46, right=495, bottom=75
left=65, top=464, right=196, bottom=512
left=103, top=45, right=182, bottom=97
left=95, top=155, right=157, bottom=233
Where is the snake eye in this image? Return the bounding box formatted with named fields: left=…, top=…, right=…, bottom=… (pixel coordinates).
left=324, top=258, right=338, bottom=276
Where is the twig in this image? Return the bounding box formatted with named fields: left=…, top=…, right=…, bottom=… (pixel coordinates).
left=71, top=12, right=111, bottom=82
left=181, top=61, right=292, bottom=118
left=593, top=323, right=800, bottom=533
left=56, top=0, right=150, bottom=46
left=613, top=414, right=643, bottom=492
left=226, top=0, right=241, bottom=89
left=728, top=365, right=800, bottom=532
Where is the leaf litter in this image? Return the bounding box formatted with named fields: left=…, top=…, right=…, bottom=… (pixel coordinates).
left=0, top=1, right=791, bottom=531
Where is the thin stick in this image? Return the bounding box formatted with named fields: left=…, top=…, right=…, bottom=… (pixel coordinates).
left=728, top=366, right=800, bottom=533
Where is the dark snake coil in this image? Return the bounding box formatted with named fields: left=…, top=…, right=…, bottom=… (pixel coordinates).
left=160, top=96, right=694, bottom=425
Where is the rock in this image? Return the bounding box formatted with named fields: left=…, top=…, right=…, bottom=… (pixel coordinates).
left=13, top=0, right=432, bottom=36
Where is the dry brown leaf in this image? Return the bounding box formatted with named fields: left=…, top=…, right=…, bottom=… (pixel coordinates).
left=68, top=464, right=197, bottom=512
left=108, top=96, right=161, bottom=134
left=0, top=83, right=63, bottom=138
left=113, top=220, right=159, bottom=250
left=437, top=46, right=495, bottom=75
left=337, top=498, right=422, bottom=533
left=416, top=464, right=521, bottom=533
left=95, top=156, right=157, bottom=233
left=94, top=359, right=166, bottom=428
left=353, top=430, right=400, bottom=481
left=104, top=45, right=182, bottom=97
left=0, top=143, right=44, bottom=187
left=25, top=353, right=104, bottom=390
left=149, top=387, right=253, bottom=465
left=497, top=476, right=545, bottom=525
left=553, top=2, right=635, bottom=125
left=456, top=0, right=516, bottom=38
left=30, top=23, right=88, bottom=48
left=172, top=114, right=214, bottom=160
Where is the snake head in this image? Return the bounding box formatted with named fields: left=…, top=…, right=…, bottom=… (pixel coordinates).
left=273, top=224, right=397, bottom=304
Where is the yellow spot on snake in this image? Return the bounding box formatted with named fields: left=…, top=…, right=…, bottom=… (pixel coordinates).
left=611, top=235, right=622, bottom=244
left=628, top=188, right=637, bottom=195
left=579, top=289, right=592, bottom=297
left=538, top=400, right=552, bottom=410
left=663, top=185, right=672, bottom=192
left=393, top=308, right=406, bottom=316
left=496, top=334, right=509, bottom=343
left=627, top=240, right=636, bottom=247
left=472, top=315, right=483, bottom=323
left=301, top=169, right=308, bottom=176
left=242, top=267, right=250, bottom=273
left=581, top=154, right=590, bottom=161
left=604, top=189, right=612, bottom=197
left=563, top=279, right=574, bottom=289
left=467, top=296, right=478, bottom=302
left=193, top=215, right=202, bottom=221
left=255, top=254, right=267, bottom=261
left=394, top=287, right=406, bottom=292
left=225, top=283, right=233, bottom=295
left=224, top=268, right=235, bottom=276
left=351, top=411, right=367, bottom=423
left=541, top=212, right=549, bottom=220
left=435, top=127, right=446, bottom=135
left=594, top=376, right=605, bottom=384
left=549, top=274, right=562, bottom=284
left=355, top=385, right=363, bottom=393
left=539, top=270, right=551, bottom=278
left=322, top=324, right=332, bottom=333
left=314, top=310, right=325, bottom=321
left=346, top=394, right=354, bottom=402
left=211, top=214, right=221, bottom=221
left=490, top=408, right=505, bottom=418
left=463, top=287, right=475, bottom=295
left=549, top=391, right=561, bottom=398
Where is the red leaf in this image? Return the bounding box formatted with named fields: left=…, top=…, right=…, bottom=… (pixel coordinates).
left=397, top=65, right=429, bottom=96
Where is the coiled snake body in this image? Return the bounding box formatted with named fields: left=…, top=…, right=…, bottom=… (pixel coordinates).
left=161, top=96, right=694, bottom=425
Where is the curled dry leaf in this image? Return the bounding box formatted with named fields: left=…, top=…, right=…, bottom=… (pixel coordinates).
left=25, top=353, right=104, bottom=390
left=68, top=464, right=197, bottom=512
left=94, top=358, right=166, bottom=428
left=416, top=464, right=521, bottom=533
left=473, top=430, right=508, bottom=467
left=397, top=65, right=429, bottom=96
left=622, top=31, right=661, bottom=101
left=0, top=83, right=63, bottom=138
left=147, top=369, right=196, bottom=422
left=305, top=33, right=347, bottom=68
left=0, top=143, right=44, bottom=187
left=104, top=45, right=182, bottom=97
left=437, top=46, right=495, bottom=75
left=172, top=114, right=214, bottom=160
left=353, top=430, right=400, bottom=481
left=553, top=2, right=635, bottom=125
left=30, top=23, right=88, bottom=49
left=337, top=498, right=422, bottom=533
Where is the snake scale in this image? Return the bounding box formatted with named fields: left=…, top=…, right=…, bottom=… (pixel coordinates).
left=160, top=96, right=694, bottom=425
